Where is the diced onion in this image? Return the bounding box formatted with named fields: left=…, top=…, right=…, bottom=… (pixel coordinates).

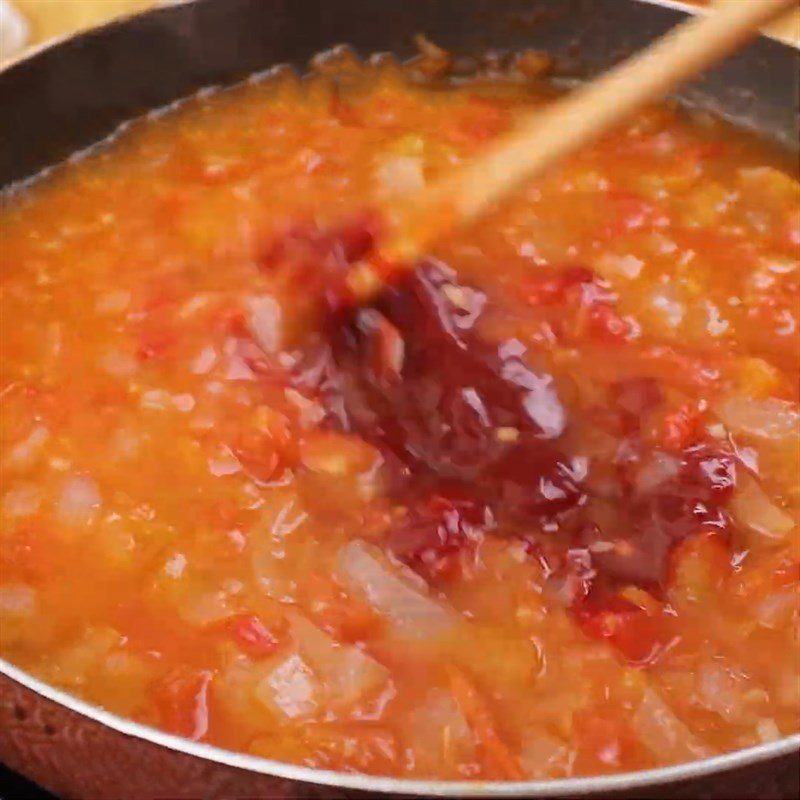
left=225, top=355, right=256, bottom=381
left=651, top=292, right=685, bottom=328
left=0, top=1, right=29, bottom=61
left=45, top=627, right=122, bottom=688
left=251, top=492, right=310, bottom=602
left=178, top=293, right=212, bottom=318
left=7, top=425, right=49, bottom=467
left=191, top=345, right=217, bottom=374
left=519, top=732, right=573, bottom=779
left=3, top=483, right=42, bottom=517
left=596, top=253, right=644, bottom=280
left=0, top=584, right=37, bottom=616
left=256, top=653, right=318, bottom=719
left=299, top=431, right=379, bottom=476
left=162, top=552, right=187, bottom=579
left=284, top=389, right=325, bottom=429
left=57, top=474, right=102, bottom=525
left=336, top=540, right=458, bottom=638
left=140, top=389, right=172, bottom=410
left=756, top=718, right=782, bottom=743
left=376, top=156, right=425, bottom=197
left=716, top=396, right=800, bottom=441
left=409, top=689, right=475, bottom=775
left=730, top=474, right=795, bottom=540
left=738, top=167, right=800, bottom=201
left=755, top=588, right=798, bottom=629
left=704, top=301, right=729, bottom=338
left=696, top=660, right=758, bottom=724
left=95, top=290, right=130, bottom=314
left=179, top=589, right=236, bottom=626
left=633, top=689, right=713, bottom=763
left=759, top=255, right=798, bottom=276
left=288, top=613, right=389, bottom=707
left=99, top=349, right=138, bottom=377
left=208, top=447, right=242, bottom=477
left=246, top=295, right=282, bottom=354
left=172, top=393, right=196, bottom=413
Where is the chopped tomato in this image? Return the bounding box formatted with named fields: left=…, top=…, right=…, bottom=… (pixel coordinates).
left=587, top=303, right=637, bottom=344
left=213, top=305, right=249, bottom=337
left=575, top=594, right=676, bottom=667
left=302, top=575, right=383, bottom=642
left=228, top=614, right=281, bottom=657
left=387, top=492, right=487, bottom=583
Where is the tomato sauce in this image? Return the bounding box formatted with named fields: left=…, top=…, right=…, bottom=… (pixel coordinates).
left=1, top=55, right=798, bottom=779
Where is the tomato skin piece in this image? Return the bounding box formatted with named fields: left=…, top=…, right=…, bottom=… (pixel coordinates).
left=155, top=669, right=213, bottom=740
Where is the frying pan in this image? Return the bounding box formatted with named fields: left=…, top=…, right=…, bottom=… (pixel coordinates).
left=0, top=0, right=798, bottom=797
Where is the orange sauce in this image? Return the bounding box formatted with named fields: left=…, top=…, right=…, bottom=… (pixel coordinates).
left=1, top=60, right=798, bottom=779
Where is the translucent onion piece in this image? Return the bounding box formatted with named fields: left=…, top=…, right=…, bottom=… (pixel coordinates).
left=336, top=540, right=458, bottom=638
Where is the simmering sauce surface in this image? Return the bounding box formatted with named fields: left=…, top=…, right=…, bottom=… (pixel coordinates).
left=1, top=58, right=798, bottom=779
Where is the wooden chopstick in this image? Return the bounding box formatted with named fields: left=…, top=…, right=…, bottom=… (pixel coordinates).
left=377, top=0, right=796, bottom=267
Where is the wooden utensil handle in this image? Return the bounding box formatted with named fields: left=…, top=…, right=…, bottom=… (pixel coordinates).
left=380, top=0, right=797, bottom=264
